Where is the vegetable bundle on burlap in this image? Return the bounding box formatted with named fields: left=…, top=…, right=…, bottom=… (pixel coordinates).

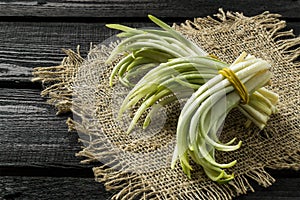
left=106, top=15, right=279, bottom=183
left=32, top=9, right=300, bottom=200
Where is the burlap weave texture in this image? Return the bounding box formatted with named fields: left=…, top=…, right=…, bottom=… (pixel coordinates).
left=32, top=9, right=300, bottom=199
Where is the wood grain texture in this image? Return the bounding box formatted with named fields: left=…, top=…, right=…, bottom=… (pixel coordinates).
left=0, top=174, right=299, bottom=200
left=0, top=176, right=113, bottom=200
left=239, top=176, right=300, bottom=199
left=0, top=21, right=153, bottom=85
left=0, top=88, right=95, bottom=169
left=0, top=0, right=299, bottom=18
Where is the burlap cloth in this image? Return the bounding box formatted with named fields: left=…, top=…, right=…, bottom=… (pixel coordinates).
left=32, top=9, right=300, bottom=199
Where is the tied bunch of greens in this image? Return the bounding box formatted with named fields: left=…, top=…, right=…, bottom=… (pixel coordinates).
left=106, top=15, right=278, bottom=183
left=173, top=53, right=276, bottom=183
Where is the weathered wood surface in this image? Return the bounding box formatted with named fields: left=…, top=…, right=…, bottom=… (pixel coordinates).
left=0, top=88, right=93, bottom=168
left=0, top=0, right=298, bottom=18
left=0, top=1, right=299, bottom=199
left=0, top=21, right=155, bottom=88
left=0, top=173, right=299, bottom=199
left=0, top=176, right=113, bottom=199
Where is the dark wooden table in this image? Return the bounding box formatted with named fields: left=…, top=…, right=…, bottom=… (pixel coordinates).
left=0, top=1, right=299, bottom=199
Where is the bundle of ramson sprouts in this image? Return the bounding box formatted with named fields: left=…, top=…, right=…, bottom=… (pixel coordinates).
left=106, top=15, right=278, bottom=183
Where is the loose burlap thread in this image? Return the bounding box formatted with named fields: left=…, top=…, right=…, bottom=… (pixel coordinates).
left=32, top=9, right=300, bottom=199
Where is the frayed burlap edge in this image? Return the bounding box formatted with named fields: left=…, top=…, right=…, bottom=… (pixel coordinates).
left=32, top=46, right=84, bottom=115
left=32, top=9, right=300, bottom=200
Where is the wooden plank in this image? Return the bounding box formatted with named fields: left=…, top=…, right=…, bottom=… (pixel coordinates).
left=239, top=169, right=300, bottom=199
left=0, top=21, right=299, bottom=84
left=0, top=0, right=299, bottom=18
left=0, top=175, right=299, bottom=199
left=0, top=21, right=152, bottom=85
left=239, top=177, right=300, bottom=199
left=0, top=21, right=113, bottom=67
left=0, top=176, right=113, bottom=200
left=0, top=88, right=93, bottom=169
